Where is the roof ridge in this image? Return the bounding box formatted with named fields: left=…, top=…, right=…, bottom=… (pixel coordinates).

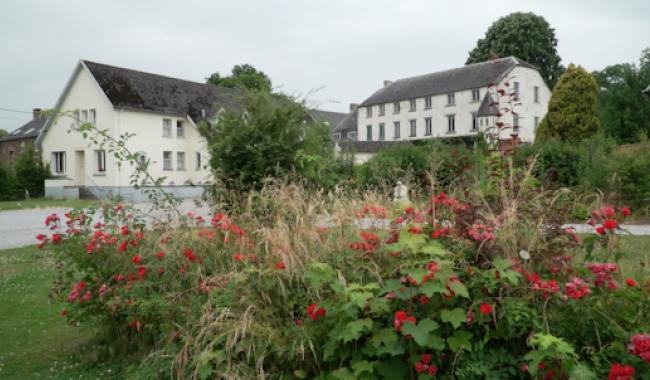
left=391, top=57, right=517, bottom=84
left=82, top=59, right=211, bottom=87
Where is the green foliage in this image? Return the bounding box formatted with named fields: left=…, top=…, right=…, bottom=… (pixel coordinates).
left=0, top=128, right=8, bottom=138
left=466, top=12, right=564, bottom=89
left=536, top=64, right=601, bottom=142
left=206, top=63, right=272, bottom=92
left=0, top=147, right=50, bottom=200
left=608, top=145, right=650, bottom=208
left=200, top=90, right=338, bottom=191
left=593, top=47, right=650, bottom=143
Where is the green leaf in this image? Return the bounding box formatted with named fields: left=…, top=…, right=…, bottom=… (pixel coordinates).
left=440, top=308, right=466, bottom=328
left=305, top=262, right=336, bottom=288
left=198, top=363, right=213, bottom=380
left=375, top=358, right=408, bottom=379
left=399, top=228, right=427, bottom=252
left=447, top=330, right=473, bottom=352
left=420, top=240, right=448, bottom=257
left=294, top=369, right=307, bottom=379
left=404, top=268, right=429, bottom=285
left=342, top=318, right=373, bottom=343
left=425, top=334, right=446, bottom=351
left=400, top=318, right=439, bottom=346
left=351, top=360, right=375, bottom=376
left=420, top=281, right=446, bottom=297
left=349, top=291, right=374, bottom=309
left=493, top=256, right=512, bottom=271
left=447, top=281, right=470, bottom=298
left=368, top=298, right=391, bottom=314
left=370, top=328, right=404, bottom=356
left=331, top=368, right=356, bottom=380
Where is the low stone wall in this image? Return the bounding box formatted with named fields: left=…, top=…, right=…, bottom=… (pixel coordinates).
left=84, top=186, right=206, bottom=203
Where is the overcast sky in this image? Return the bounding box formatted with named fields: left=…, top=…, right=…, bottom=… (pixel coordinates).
left=1, top=0, right=649, bottom=132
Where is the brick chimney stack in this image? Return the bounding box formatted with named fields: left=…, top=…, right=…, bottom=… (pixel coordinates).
left=32, top=108, right=42, bottom=120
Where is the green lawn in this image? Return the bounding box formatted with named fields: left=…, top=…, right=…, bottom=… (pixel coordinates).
left=617, top=235, right=650, bottom=279
left=0, top=198, right=102, bottom=211
left=0, top=246, right=118, bottom=379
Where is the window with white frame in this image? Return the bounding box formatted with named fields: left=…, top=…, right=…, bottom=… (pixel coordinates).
left=378, top=104, right=385, bottom=116
left=393, top=101, right=401, bottom=114
left=471, top=113, right=478, bottom=131
left=366, top=125, right=372, bottom=140
left=332, top=132, right=341, bottom=141
left=81, top=110, right=88, bottom=122
left=513, top=81, right=520, bottom=100
left=94, top=149, right=106, bottom=173
left=163, top=151, right=172, bottom=170
left=447, top=93, right=455, bottom=106
left=89, top=109, right=96, bottom=124
left=409, top=99, right=416, bottom=112
left=425, top=96, right=432, bottom=109
left=393, top=121, right=400, bottom=138
left=447, top=115, right=455, bottom=133
left=409, top=119, right=416, bottom=137
left=195, top=152, right=202, bottom=170
left=534, top=86, right=539, bottom=103
left=472, top=89, right=480, bottom=102
left=379, top=123, right=385, bottom=140
left=177, top=152, right=186, bottom=170
left=534, top=116, right=540, bottom=131
left=163, top=119, right=172, bottom=137
left=425, top=117, right=432, bottom=136
left=176, top=121, right=185, bottom=137
left=366, top=106, right=372, bottom=118
left=53, top=151, right=66, bottom=174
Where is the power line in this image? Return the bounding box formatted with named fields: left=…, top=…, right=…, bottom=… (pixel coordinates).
left=0, top=107, right=31, bottom=114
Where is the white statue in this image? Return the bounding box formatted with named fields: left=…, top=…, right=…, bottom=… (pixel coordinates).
left=393, top=181, right=409, bottom=202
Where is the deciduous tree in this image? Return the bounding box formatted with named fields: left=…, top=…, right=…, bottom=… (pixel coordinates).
left=206, top=64, right=272, bottom=92
left=466, top=12, right=564, bottom=89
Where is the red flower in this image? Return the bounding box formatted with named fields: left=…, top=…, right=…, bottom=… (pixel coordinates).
left=608, top=363, right=635, bottom=380
left=306, top=303, right=326, bottom=320
left=114, top=274, right=125, bottom=282
left=479, top=303, right=493, bottom=315
left=52, top=234, right=61, bottom=243
left=120, top=225, right=129, bottom=236
left=276, top=262, right=286, bottom=269
left=118, top=240, right=128, bottom=253
left=184, top=249, right=196, bottom=261
left=36, top=234, right=46, bottom=241
left=415, top=362, right=426, bottom=373
left=137, top=266, right=147, bottom=277
left=596, top=226, right=606, bottom=235
left=626, top=278, right=637, bottom=287
left=408, top=226, right=423, bottom=234
left=603, top=219, right=618, bottom=230
left=233, top=253, right=244, bottom=261
left=630, top=334, right=650, bottom=363
left=393, top=310, right=416, bottom=332
left=421, top=354, right=432, bottom=364
left=414, top=354, right=437, bottom=376
left=621, top=207, right=631, bottom=217
left=132, top=255, right=142, bottom=264
left=60, top=308, right=68, bottom=317
left=155, top=252, right=165, bottom=259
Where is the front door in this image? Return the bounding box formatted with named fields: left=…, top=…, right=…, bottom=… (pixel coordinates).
left=75, top=150, right=85, bottom=186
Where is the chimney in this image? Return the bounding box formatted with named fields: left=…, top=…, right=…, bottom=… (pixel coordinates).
left=32, top=108, right=42, bottom=120
left=349, top=103, right=359, bottom=112
left=383, top=80, right=393, bottom=88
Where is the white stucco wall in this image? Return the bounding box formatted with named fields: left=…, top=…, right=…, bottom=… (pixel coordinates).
left=356, top=64, right=550, bottom=144
left=41, top=63, right=212, bottom=192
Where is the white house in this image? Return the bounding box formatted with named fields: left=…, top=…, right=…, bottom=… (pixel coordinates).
left=37, top=60, right=345, bottom=201
left=335, top=57, right=551, bottom=163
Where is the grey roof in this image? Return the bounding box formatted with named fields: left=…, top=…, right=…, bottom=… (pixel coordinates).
left=333, top=111, right=357, bottom=134
left=360, top=57, right=536, bottom=107
left=477, top=92, right=499, bottom=117
left=339, top=140, right=412, bottom=153
left=309, top=109, right=347, bottom=131
left=1, top=117, right=46, bottom=142
left=82, top=60, right=240, bottom=121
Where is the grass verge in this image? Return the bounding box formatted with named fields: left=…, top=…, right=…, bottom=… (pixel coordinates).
left=0, top=198, right=102, bottom=212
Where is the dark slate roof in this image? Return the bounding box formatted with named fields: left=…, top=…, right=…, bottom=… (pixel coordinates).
left=333, top=111, right=357, bottom=134
left=1, top=117, right=46, bottom=142
left=82, top=60, right=239, bottom=121
left=339, top=140, right=412, bottom=153
left=360, top=57, right=536, bottom=107
left=477, top=92, right=499, bottom=117
left=309, top=109, right=347, bottom=131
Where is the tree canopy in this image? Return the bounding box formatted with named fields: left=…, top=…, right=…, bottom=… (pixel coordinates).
left=536, top=64, right=600, bottom=142
left=199, top=90, right=337, bottom=191
left=466, top=12, right=564, bottom=89
left=0, top=129, right=8, bottom=138
left=206, top=64, right=272, bottom=92
left=592, top=48, right=650, bottom=143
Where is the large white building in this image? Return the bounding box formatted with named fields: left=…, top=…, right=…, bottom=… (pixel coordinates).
left=335, top=57, right=551, bottom=163
left=38, top=60, right=344, bottom=201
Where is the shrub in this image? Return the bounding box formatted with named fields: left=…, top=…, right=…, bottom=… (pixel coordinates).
left=12, top=146, right=50, bottom=198
left=42, top=158, right=650, bottom=379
